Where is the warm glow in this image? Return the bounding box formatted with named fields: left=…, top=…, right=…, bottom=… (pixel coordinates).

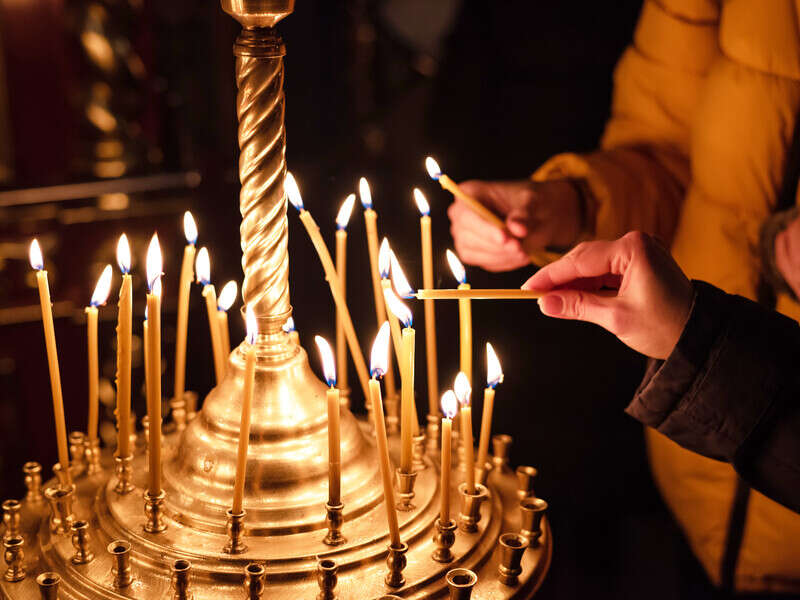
left=183, top=211, right=198, bottom=244
left=390, top=253, right=414, bottom=299
left=446, top=249, right=467, bottom=284
left=29, top=239, right=43, bottom=271
left=441, top=390, right=458, bottom=419
left=358, top=177, right=372, bottom=209
left=151, top=276, right=162, bottom=298
left=116, top=234, right=131, bottom=274
left=336, top=194, right=356, bottom=229
left=314, top=335, right=336, bottom=387
left=486, top=343, right=503, bottom=388
left=245, top=305, right=258, bottom=345
left=91, top=265, right=113, bottom=306
left=454, top=372, right=472, bottom=407
left=285, top=172, right=304, bottom=211
left=413, top=188, right=430, bottom=216
left=282, top=316, right=295, bottom=333
left=217, top=281, right=238, bottom=312
left=146, top=233, right=162, bottom=292
left=370, top=321, right=391, bottom=378
left=384, top=288, right=413, bottom=328
left=378, top=238, right=391, bottom=278
left=195, top=247, right=210, bottom=285
left=425, top=156, right=442, bottom=181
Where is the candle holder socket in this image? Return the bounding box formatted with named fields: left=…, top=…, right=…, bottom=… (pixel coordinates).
left=114, top=454, right=134, bottom=495
left=457, top=483, right=488, bottom=533
left=36, top=572, right=60, bottom=599
left=322, top=502, right=346, bottom=546
left=84, top=437, right=102, bottom=475
left=425, top=414, right=440, bottom=454
left=2, top=500, right=21, bottom=541
left=475, top=460, right=494, bottom=487
left=170, top=395, right=188, bottom=432
left=52, top=463, right=70, bottom=489
left=69, top=431, right=86, bottom=469
left=316, top=558, right=338, bottom=600
left=337, top=386, right=351, bottom=412
left=515, top=465, right=538, bottom=500
left=3, top=536, right=25, bottom=582
left=143, top=489, right=167, bottom=533
left=108, top=540, right=133, bottom=588
left=23, top=462, right=43, bottom=503
left=377, top=597, right=403, bottom=600
left=243, top=562, right=266, bottom=599
left=224, top=509, right=247, bottom=554
left=171, top=558, right=193, bottom=600
left=141, top=415, right=150, bottom=454
left=491, top=434, right=512, bottom=472
left=520, top=497, right=548, bottom=547
left=446, top=568, right=477, bottom=600
left=44, top=484, right=75, bottom=535
left=185, top=391, right=199, bottom=420
left=395, top=468, right=417, bottom=512
left=70, top=520, right=94, bottom=564
left=412, top=434, right=427, bottom=471
left=384, top=542, right=408, bottom=588
left=431, top=518, right=457, bottom=563
left=497, top=532, right=529, bottom=586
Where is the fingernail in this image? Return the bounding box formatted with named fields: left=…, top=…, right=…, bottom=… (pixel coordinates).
left=538, top=294, right=563, bottom=316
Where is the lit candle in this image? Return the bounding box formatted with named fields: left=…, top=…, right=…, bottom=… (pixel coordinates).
left=335, top=194, right=355, bottom=394
left=359, top=178, right=399, bottom=402
left=174, top=211, right=197, bottom=404
left=29, top=240, right=72, bottom=487
left=115, top=235, right=133, bottom=458
left=447, top=250, right=472, bottom=387
left=378, top=238, right=404, bottom=369
left=283, top=317, right=299, bottom=345
left=216, top=280, right=238, bottom=359
left=232, top=306, right=257, bottom=515
left=455, top=371, right=475, bottom=494
left=315, top=335, right=341, bottom=506
left=440, top=390, right=458, bottom=523
left=195, top=247, right=225, bottom=384
left=414, top=189, right=439, bottom=417
left=369, top=322, right=401, bottom=547
left=145, top=234, right=163, bottom=495
left=476, top=343, right=503, bottom=471
left=286, top=173, right=370, bottom=402
left=384, top=289, right=415, bottom=474
left=86, top=265, right=112, bottom=442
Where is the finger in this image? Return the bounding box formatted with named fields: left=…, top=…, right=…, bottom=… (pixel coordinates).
left=455, top=229, right=528, bottom=271
left=523, top=238, right=627, bottom=291
left=449, top=200, right=507, bottom=244
left=459, top=180, right=513, bottom=215
left=506, top=208, right=529, bottom=238
left=537, top=290, right=624, bottom=335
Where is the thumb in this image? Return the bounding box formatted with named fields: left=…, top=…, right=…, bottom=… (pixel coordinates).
left=538, top=290, right=622, bottom=334
left=506, top=208, right=528, bottom=238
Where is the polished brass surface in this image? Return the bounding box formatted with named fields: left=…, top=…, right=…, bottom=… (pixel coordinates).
left=316, top=559, right=338, bottom=600
left=446, top=568, right=478, bottom=599
left=34, top=573, right=59, bottom=600
left=431, top=518, right=457, bottom=563
left=426, top=415, right=441, bottom=454
left=477, top=461, right=494, bottom=487
left=224, top=510, right=247, bottom=554
left=44, top=485, right=74, bottom=535
left=68, top=433, right=86, bottom=470
left=492, top=435, right=512, bottom=472
left=519, top=498, right=548, bottom=547
left=384, top=542, right=408, bottom=588
left=108, top=540, right=133, bottom=588
left=243, top=562, right=266, bottom=599
left=2, top=538, right=24, bottom=582
left=322, top=502, right=345, bottom=547
left=112, top=455, right=134, bottom=495
left=498, top=533, right=529, bottom=586
left=221, top=0, right=295, bottom=27
left=69, top=520, right=94, bottom=565
left=515, top=466, right=537, bottom=500
left=170, top=559, right=193, bottom=600
left=412, top=435, right=426, bottom=471
left=143, top=489, right=167, bottom=533
left=84, top=439, right=101, bottom=476
left=458, top=483, right=489, bottom=533
left=22, top=463, right=42, bottom=504
left=2, top=501, right=20, bottom=542
left=395, top=468, right=418, bottom=512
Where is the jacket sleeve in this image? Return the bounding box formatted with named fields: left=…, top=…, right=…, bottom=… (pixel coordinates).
left=533, top=0, right=719, bottom=243
left=627, top=281, right=800, bottom=514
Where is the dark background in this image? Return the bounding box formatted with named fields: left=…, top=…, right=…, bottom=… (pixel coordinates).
left=0, top=1, right=713, bottom=597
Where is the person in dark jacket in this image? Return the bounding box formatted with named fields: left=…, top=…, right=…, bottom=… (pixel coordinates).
left=524, top=231, right=800, bottom=515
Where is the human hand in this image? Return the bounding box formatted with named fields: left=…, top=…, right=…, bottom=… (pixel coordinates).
left=775, top=214, right=800, bottom=298
left=522, top=232, right=693, bottom=359
left=447, top=179, right=582, bottom=272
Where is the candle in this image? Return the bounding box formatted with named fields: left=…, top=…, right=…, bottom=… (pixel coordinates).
left=477, top=343, right=503, bottom=471
left=232, top=307, right=257, bottom=515
left=447, top=250, right=472, bottom=387
left=440, top=390, right=458, bottom=523
left=174, top=211, right=197, bottom=404
left=414, top=288, right=618, bottom=300
left=285, top=173, right=371, bottom=402
left=86, top=265, right=112, bottom=442
left=217, top=280, right=238, bottom=359
left=455, top=371, right=475, bottom=493
left=384, top=289, right=415, bottom=474
left=29, top=240, right=72, bottom=487
left=195, top=247, right=225, bottom=384
left=115, top=235, right=133, bottom=457
left=378, top=239, right=404, bottom=369
left=359, top=178, right=399, bottom=402
left=315, top=335, right=341, bottom=506
left=335, top=194, right=355, bottom=394
left=414, top=189, right=439, bottom=416
left=369, top=322, right=401, bottom=547
left=283, top=317, right=299, bottom=345
left=145, top=234, right=164, bottom=495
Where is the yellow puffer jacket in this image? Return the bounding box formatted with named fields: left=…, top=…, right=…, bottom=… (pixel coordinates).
left=532, top=0, right=800, bottom=593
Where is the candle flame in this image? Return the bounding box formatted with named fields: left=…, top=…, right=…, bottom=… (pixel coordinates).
left=29, top=239, right=43, bottom=271
left=336, top=193, right=356, bottom=230
left=144, top=305, right=148, bottom=321
left=446, top=249, right=467, bottom=284
left=384, top=288, right=413, bottom=328
left=425, top=156, right=442, bottom=181
left=146, top=233, right=162, bottom=292
left=413, top=188, right=430, bottom=216
left=454, top=372, right=472, bottom=407
left=217, top=280, right=238, bottom=312
left=183, top=211, right=198, bottom=244
left=285, top=172, right=304, bottom=211
left=486, top=342, right=504, bottom=388
left=116, top=234, right=131, bottom=274
left=378, top=238, right=391, bottom=279
left=441, top=390, right=458, bottom=419
left=358, top=177, right=372, bottom=209
left=282, top=316, right=295, bottom=333
left=91, top=264, right=113, bottom=306
left=314, top=335, right=336, bottom=387
left=370, top=321, right=391, bottom=378
left=245, top=305, right=258, bottom=345
left=390, top=252, right=414, bottom=299
left=195, top=246, right=210, bottom=285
